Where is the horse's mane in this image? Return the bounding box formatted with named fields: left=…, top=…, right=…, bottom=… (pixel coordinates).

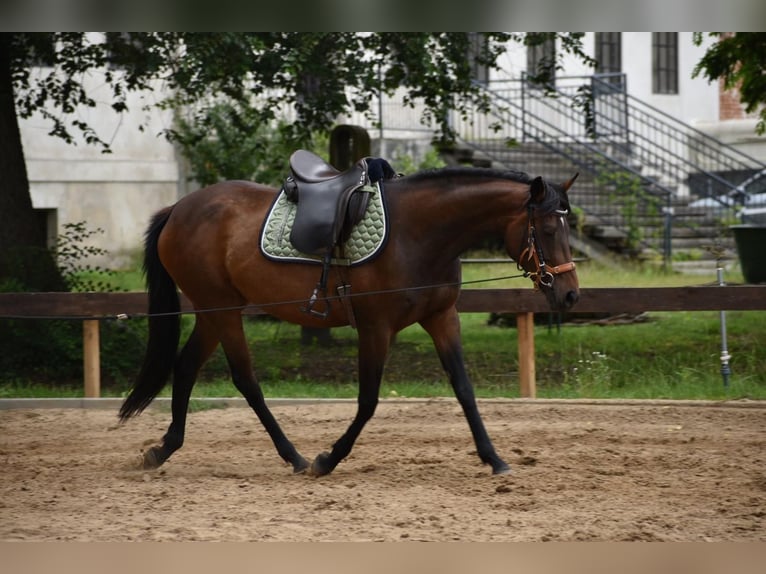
left=399, top=166, right=566, bottom=214
left=402, top=166, right=532, bottom=185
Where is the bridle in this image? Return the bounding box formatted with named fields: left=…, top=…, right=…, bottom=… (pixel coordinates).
left=517, top=205, right=577, bottom=289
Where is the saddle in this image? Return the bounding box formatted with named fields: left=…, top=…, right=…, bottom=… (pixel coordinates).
left=284, top=150, right=373, bottom=255
left=280, top=149, right=397, bottom=319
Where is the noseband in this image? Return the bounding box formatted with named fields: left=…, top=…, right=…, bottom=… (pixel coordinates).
left=518, top=206, right=577, bottom=289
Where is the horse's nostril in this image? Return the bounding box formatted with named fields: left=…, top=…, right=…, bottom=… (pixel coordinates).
left=565, top=290, right=579, bottom=307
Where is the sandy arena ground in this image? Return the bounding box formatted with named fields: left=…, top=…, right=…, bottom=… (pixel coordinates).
left=1, top=399, right=764, bottom=541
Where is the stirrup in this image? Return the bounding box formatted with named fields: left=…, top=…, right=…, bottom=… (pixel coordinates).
left=301, top=251, right=332, bottom=318
left=302, top=285, right=330, bottom=318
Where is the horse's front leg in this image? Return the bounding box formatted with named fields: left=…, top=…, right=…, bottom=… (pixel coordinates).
left=309, top=327, right=391, bottom=477
left=215, top=312, right=309, bottom=474
left=420, top=306, right=510, bottom=475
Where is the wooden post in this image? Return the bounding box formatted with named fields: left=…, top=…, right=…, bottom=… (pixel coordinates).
left=83, top=320, right=100, bottom=398
left=516, top=312, right=536, bottom=398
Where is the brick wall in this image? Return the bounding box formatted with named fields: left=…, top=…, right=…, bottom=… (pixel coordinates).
left=716, top=33, right=761, bottom=122
left=719, top=77, right=747, bottom=120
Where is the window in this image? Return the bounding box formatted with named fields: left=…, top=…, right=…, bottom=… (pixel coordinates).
left=467, top=33, right=489, bottom=85
left=526, top=33, right=556, bottom=87
left=652, top=32, right=678, bottom=94
left=105, top=33, right=149, bottom=69
left=595, top=32, right=622, bottom=84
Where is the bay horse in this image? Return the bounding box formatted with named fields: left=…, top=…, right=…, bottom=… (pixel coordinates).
left=119, top=165, right=579, bottom=476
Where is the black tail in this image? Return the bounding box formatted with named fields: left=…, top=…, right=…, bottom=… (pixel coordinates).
left=119, top=207, right=181, bottom=421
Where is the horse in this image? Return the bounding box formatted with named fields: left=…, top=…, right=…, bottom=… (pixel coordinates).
left=118, top=163, right=580, bottom=477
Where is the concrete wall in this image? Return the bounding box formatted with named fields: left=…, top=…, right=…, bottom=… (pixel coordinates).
left=693, top=118, right=766, bottom=162
left=20, top=76, right=186, bottom=268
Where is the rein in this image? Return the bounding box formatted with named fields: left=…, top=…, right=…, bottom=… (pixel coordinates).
left=517, top=206, right=577, bottom=289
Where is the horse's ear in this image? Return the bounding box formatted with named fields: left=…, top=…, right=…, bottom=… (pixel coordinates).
left=560, top=172, right=579, bottom=193
left=530, top=176, right=546, bottom=203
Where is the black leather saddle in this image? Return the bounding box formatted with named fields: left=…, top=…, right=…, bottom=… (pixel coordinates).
left=284, top=150, right=374, bottom=255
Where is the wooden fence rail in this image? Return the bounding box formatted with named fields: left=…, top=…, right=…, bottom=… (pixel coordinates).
left=2, top=286, right=765, bottom=399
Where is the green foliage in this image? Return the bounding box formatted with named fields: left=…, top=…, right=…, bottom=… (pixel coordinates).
left=0, top=244, right=68, bottom=293
left=693, top=32, right=766, bottom=135
left=174, top=105, right=329, bottom=186
left=0, top=318, right=80, bottom=383
left=389, top=146, right=446, bottom=174
left=53, top=222, right=121, bottom=292
left=3, top=32, right=590, bottom=290
left=6, top=308, right=763, bottom=400
left=2, top=258, right=763, bottom=399
left=532, top=310, right=765, bottom=400
left=593, top=164, right=663, bottom=254
left=7, top=33, right=595, bottom=152
left=0, top=222, right=145, bottom=386
left=173, top=97, right=444, bottom=186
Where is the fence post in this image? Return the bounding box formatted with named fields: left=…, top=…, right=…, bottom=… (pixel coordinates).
left=516, top=312, right=536, bottom=398
left=83, top=320, right=100, bottom=398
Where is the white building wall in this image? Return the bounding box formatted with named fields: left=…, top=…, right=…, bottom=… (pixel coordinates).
left=621, top=32, right=719, bottom=126
left=492, top=32, right=720, bottom=126
left=449, top=33, right=762, bottom=165
left=20, top=75, right=185, bottom=268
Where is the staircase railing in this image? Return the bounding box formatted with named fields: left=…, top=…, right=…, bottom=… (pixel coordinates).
left=555, top=74, right=765, bottom=199
left=449, top=74, right=766, bottom=261
left=450, top=78, right=675, bottom=259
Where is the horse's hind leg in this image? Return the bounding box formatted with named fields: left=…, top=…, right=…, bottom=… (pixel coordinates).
left=420, top=307, right=510, bottom=475
left=142, top=321, right=219, bottom=469
left=214, top=311, right=309, bottom=474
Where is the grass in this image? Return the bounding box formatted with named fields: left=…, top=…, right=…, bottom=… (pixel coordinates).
left=2, top=255, right=763, bottom=401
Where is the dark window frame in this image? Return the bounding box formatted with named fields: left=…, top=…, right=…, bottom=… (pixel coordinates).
left=526, top=34, right=556, bottom=88
left=652, top=32, right=679, bottom=94
left=595, top=32, right=622, bottom=82
left=468, top=32, right=490, bottom=85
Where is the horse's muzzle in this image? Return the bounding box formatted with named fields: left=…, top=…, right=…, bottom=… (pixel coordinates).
left=563, top=289, right=579, bottom=309
left=548, top=287, right=579, bottom=311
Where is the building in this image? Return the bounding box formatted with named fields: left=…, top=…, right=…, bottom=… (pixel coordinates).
left=21, top=33, right=765, bottom=267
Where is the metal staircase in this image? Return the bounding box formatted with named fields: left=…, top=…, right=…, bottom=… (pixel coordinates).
left=448, top=74, right=766, bottom=265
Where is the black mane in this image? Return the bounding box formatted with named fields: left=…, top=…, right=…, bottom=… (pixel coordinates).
left=403, top=166, right=533, bottom=185
left=400, top=166, right=566, bottom=214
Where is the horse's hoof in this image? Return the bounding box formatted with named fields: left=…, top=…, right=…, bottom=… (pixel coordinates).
left=493, top=466, right=512, bottom=476
left=308, top=452, right=333, bottom=477
left=142, top=446, right=163, bottom=470
left=292, top=456, right=311, bottom=474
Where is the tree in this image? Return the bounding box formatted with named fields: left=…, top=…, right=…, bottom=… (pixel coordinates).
left=693, top=32, right=766, bottom=136
left=1, top=32, right=593, bottom=290
left=0, top=35, right=66, bottom=290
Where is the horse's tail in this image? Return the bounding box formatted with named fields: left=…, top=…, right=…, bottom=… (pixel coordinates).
left=119, top=206, right=180, bottom=422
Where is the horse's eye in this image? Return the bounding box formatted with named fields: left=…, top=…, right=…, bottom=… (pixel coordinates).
left=543, top=216, right=559, bottom=235
left=548, top=211, right=571, bottom=235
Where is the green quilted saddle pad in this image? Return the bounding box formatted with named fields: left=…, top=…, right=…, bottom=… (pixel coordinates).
left=260, top=182, right=387, bottom=266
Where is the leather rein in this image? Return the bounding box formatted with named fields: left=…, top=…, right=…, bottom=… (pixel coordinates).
left=518, top=206, right=577, bottom=289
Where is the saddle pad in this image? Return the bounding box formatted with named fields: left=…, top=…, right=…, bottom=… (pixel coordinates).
left=260, top=182, right=387, bottom=266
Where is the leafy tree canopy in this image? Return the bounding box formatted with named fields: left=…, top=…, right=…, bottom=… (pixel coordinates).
left=7, top=33, right=597, bottom=148
left=1, top=32, right=592, bottom=289
left=693, top=32, right=766, bottom=135
left=8, top=32, right=521, bottom=149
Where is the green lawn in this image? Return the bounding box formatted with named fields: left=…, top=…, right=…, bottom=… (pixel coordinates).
left=2, top=256, right=763, bottom=400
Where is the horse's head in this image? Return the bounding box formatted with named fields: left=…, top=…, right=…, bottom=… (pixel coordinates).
left=509, top=173, right=580, bottom=311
